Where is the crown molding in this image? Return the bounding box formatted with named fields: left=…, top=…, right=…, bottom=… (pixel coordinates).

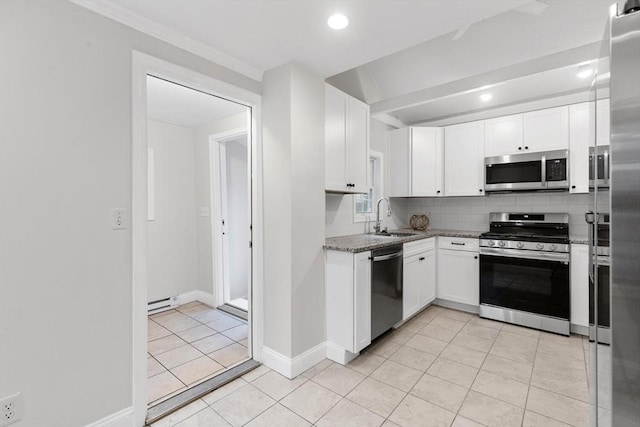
left=68, top=0, right=264, bottom=81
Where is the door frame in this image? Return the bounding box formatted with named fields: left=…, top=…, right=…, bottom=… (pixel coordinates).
left=209, top=129, right=249, bottom=310
left=131, top=51, right=263, bottom=426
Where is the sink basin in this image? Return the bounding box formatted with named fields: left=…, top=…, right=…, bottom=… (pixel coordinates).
left=373, top=232, right=418, bottom=238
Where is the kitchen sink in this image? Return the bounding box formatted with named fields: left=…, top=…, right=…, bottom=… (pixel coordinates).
left=374, top=231, right=419, bottom=238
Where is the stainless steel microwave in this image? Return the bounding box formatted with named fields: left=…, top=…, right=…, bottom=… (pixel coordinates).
left=484, top=149, right=569, bottom=192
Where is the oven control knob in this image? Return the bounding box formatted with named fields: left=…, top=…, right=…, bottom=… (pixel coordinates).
left=517, top=242, right=524, bottom=249
left=488, top=240, right=495, bottom=246
left=499, top=241, right=506, bottom=247
left=536, top=243, right=544, bottom=250
left=550, top=244, right=557, bottom=251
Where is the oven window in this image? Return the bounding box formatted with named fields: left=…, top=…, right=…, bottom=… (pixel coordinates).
left=485, top=161, right=541, bottom=184
left=480, top=255, right=569, bottom=319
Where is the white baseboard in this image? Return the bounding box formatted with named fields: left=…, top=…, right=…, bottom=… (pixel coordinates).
left=261, top=342, right=327, bottom=379
left=571, top=323, right=589, bottom=336
left=326, top=342, right=359, bottom=365
left=85, top=406, right=134, bottom=427
left=194, top=290, right=216, bottom=307
left=434, top=299, right=479, bottom=314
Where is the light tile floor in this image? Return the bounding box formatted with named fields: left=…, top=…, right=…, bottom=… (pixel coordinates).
left=151, top=304, right=595, bottom=426
left=147, top=302, right=249, bottom=405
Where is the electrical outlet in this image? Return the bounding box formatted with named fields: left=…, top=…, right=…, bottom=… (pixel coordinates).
left=1, top=392, right=22, bottom=426
left=111, top=208, right=127, bottom=230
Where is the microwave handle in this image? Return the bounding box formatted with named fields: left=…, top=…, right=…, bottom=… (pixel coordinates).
left=541, top=154, right=547, bottom=187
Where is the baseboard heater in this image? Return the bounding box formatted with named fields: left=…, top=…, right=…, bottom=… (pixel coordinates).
left=148, top=296, right=178, bottom=314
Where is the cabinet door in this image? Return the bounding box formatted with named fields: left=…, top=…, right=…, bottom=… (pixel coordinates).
left=570, top=244, right=589, bottom=329
left=412, top=127, right=444, bottom=197
left=419, top=250, right=436, bottom=306
left=523, top=106, right=569, bottom=153
left=596, top=98, right=610, bottom=147
left=484, top=114, right=523, bottom=157
left=389, top=128, right=411, bottom=197
left=569, top=102, right=593, bottom=194
left=325, top=86, right=348, bottom=191
left=403, top=254, right=422, bottom=320
left=437, top=249, right=479, bottom=306
left=354, top=251, right=372, bottom=352
left=444, top=121, right=485, bottom=197
left=348, top=97, right=369, bottom=194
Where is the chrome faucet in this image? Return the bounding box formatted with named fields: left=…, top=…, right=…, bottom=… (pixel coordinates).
left=374, top=197, right=392, bottom=233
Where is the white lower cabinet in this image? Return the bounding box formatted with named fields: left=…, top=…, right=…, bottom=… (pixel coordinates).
left=325, top=250, right=371, bottom=363
left=437, top=238, right=479, bottom=306
left=571, top=244, right=589, bottom=329
left=403, top=239, right=436, bottom=320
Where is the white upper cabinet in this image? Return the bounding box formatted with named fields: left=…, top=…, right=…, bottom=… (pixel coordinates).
left=484, top=114, right=524, bottom=157
left=523, top=106, right=569, bottom=153
left=569, top=102, right=593, bottom=194
left=412, top=127, right=444, bottom=197
left=444, top=121, right=485, bottom=197
left=325, top=84, right=369, bottom=194
left=389, top=127, right=443, bottom=197
left=596, top=98, right=611, bottom=147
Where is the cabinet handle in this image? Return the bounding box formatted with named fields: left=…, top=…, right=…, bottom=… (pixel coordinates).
left=474, top=256, right=478, bottom=259
left=571, top=185, right=576, bottom=189
left=368, top=256, right=373, bottom=260
left=451, top=242, right=466, bottom=246
left=518, top=147, right=522, bottom=150
left=479, top=189, right=483, bottom=192
left=437, top=190, right=441, bottom=194
left=419, top=257, right=425, bottom=261
left=525, top=146, right=529, bottom=150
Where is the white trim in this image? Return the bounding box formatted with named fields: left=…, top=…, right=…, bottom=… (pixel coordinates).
left=326, top=342, right=359, bottom=365
left=69, top=0, right=263, bottom=81
left=261, top=343, right=328, bottom=379
left=85, top=407, right=134, bottom=427
left=131, top=51, right=263, bottom=426
left=433, top=298, right=479, bottom=314
left=195, top=290, right=217, bottom=308
left=371, top=113, right=405, bottom=129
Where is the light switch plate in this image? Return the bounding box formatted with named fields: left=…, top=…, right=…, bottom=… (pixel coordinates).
left=111, top=208, right=127, bottom=230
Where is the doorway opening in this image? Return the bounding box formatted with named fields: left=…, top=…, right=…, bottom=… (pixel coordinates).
left=143, top=73, right=256, bottom=421
left=211, top=132, right=251, bottom=317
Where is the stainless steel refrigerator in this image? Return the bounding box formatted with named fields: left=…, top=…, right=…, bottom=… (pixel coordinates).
left=589, top=1, right=640, bottom=426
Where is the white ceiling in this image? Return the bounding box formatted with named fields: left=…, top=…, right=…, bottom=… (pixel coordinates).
left=146, top=76, right=247, bottom=128
left=83, top=0, right=533, bottom=79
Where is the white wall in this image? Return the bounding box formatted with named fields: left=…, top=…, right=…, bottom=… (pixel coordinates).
left=193, top=113, right=247, bottom=299
left=326, top=118, right=406, bottom=237
left=223, top=137, right=249, bottom=300
left=262, top=63, right=326, bottom=359
left=147, top=120, right=198, bottom=301
left=0, top=1, right=259, bottom=426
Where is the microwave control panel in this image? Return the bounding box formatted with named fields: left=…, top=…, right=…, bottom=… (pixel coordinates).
left=546, top=158, right=567, bottom=181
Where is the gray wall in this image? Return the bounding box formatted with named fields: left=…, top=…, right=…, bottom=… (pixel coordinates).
left=147, top=120, right=198, bottom=301
left=262, top=63, right=326, bottom=358
left=0, top=1, right=258, bottom=425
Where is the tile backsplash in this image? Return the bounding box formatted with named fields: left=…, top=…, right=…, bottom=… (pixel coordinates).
left=391, top=192, right=599, bottom=238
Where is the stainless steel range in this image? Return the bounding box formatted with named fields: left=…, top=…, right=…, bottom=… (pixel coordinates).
left=479, top=213, right=570, bottom=335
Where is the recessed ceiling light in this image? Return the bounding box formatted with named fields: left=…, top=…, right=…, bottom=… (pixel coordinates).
left=480, top=93, right=492, bottom=102
left=328, top=14, right=349, bottom=30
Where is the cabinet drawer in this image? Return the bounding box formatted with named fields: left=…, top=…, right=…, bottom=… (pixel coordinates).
left=437, top=237, right=479, bottom=252
left=404, top=238, right=435, bottom=257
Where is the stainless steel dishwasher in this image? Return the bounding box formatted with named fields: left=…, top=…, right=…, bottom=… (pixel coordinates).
left=371, top=244, right=403, bottom=340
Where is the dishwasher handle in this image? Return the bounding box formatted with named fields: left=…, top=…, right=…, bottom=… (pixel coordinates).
left=371, top=251, right=403, bottom=262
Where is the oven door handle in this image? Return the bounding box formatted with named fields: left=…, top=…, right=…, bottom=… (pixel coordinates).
left=480, top=247, right=569, bottom=263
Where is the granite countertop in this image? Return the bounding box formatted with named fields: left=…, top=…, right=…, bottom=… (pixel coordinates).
left=324, top=228, right=484, bottom=253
